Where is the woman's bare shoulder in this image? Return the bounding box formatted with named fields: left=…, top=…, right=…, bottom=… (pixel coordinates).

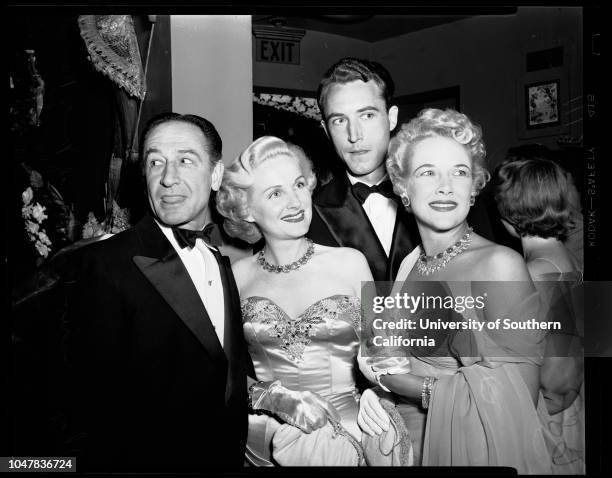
left=314, top=245, right=372, bottom=280
left=471, top=240, right=529, bottom=281
left=317, top=245, right=368, bottom=265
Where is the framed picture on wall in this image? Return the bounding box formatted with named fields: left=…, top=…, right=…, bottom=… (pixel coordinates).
left=525, top=79, right=560, bottom=129
left=516, top=66, right=570, bottom=140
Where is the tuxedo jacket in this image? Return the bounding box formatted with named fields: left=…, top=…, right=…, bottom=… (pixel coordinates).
left=63, top=214, right=250, bottom=472
left=308, top=173, right=420, bottom=282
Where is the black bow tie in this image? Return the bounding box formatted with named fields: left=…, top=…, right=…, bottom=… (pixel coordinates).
left=351, top=179, right=395, bottom=204
left=172, top=223, right=223, bottom=249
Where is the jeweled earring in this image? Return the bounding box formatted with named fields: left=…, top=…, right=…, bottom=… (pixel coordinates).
left=469, top=192, right=476, bottom=206
left=401, top=195, right=411, bottom=208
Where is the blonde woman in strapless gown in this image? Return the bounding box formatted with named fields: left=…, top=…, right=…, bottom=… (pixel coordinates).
left=216, top=136, right=373, bottom=466
left=357, top=109, right=553, bottom=473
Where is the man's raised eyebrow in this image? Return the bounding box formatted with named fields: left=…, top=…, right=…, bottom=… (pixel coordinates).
left=177, top=148, right=201, bottom=156
left=144, top=147, right=161, bottom=158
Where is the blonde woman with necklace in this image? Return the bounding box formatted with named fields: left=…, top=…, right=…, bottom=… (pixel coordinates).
left=358, top=109, right=552, bottom=473
left=217, top=136, right=377, bottom=466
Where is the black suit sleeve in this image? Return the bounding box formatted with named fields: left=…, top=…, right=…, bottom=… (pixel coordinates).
left=61, top=247, right=128, bottom=467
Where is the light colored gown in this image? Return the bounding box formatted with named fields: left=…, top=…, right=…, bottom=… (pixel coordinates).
left=369, top=247, right=554, bottom=473
left=533, top=263, right=585, bottom=474
left=241, top=294, right=362, bottom=466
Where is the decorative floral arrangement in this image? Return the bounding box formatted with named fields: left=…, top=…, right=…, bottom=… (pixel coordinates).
left=82, top=201, right=131, bottom=239
left=18, top=165, right=79, bottom=267
left=253, top=93, right=322, bottom=122
left=21, top=186, right=52, bottom=259
left=14, top=169, right=130, bottom=308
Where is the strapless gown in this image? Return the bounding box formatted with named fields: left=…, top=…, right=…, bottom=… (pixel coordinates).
left=241, top=294, right=362, bottom=466
left=369, top=247, right=553, bottom=473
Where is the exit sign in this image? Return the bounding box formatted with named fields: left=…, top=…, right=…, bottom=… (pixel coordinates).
left=253, top=24, right=305, bottom=66
left=256, top=38, right=300, bottom=64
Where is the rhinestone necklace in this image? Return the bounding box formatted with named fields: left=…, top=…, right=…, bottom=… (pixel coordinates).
left=257, top=238, right=315, bottom=273
left=416, top=227, right=473, bottom=276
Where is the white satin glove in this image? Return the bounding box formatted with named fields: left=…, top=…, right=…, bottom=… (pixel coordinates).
left=252, top=380, right=340, bottom=433
left=358, top=388, right=392, bottom=436
left=368, top=357, right=413, bottom=392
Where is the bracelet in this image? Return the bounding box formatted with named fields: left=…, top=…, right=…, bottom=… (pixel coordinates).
left=248, top=380, right=266, bottom=410
left=421, top=376, right=437, bottom=410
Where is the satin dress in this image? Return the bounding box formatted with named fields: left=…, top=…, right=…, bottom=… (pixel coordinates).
left=241, top=294, right=362, bottom=466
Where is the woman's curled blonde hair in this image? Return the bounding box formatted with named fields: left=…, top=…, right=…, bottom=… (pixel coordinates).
left=216, top=136, right=317, bottom=243
left=386, top=108, right=490, bottom=201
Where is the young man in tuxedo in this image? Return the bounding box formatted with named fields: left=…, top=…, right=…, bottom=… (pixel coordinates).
left=63, top=113, right=250, bottom=472
left=309, top=57, right=496, bottom=280
left=308, top=57, right=419, bottom=281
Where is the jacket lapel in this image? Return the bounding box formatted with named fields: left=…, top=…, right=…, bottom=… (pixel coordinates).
left=313, top=175, right=389, bottom=281
left=131, top=215, right=227, bottom=368
left=213, top=249, right=248, bottom=404
left=388, top=203, right=420, bottom=281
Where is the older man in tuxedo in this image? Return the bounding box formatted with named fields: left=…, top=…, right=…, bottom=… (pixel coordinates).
left=64, top=113, right=250, bottom=472
left=308, top=58, right=419, bottom=281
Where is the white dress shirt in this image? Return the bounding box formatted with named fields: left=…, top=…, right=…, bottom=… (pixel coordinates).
left=347, top=172, right=398, bottom=256
left=156, top=221, right=225, bottom=347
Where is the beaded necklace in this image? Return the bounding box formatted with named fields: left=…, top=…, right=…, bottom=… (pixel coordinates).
left=416, top=227, right=473, bottom=276
left=257, top=238, right=315, bottom=273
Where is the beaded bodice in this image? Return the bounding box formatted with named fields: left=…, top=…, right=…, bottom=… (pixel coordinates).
left=241, top=295, right=361, bottom=396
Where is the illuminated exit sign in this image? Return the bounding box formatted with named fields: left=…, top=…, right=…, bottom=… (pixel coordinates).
left=253, top=24, right=305, bottom=65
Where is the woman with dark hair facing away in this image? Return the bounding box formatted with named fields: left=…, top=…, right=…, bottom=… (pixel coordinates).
left=494, top=157, right=584, bottom=474
left=494, top=156, right=581, bottom=278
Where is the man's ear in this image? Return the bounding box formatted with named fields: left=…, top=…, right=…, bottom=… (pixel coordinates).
left=320, top=119, right=330, bottom=139
left=211, top=160, right=224, bottom=191
left=388, top=105, right=399, bottom=131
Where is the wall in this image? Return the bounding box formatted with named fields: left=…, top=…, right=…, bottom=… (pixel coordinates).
left=171, top=15, right=253, bottom=164
left=253, top=29, right=371, bottom=93
left=375, top=7, right=583, bottom=166
left=252, top=8, right=582, bottom=167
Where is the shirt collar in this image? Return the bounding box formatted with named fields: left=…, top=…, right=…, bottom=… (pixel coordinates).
left=346, top=171, right=389, bottom=187
left=155, top=219, right=216, bottom=252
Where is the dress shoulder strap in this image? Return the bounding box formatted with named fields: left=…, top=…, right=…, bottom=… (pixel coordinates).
left=530, top=257, right=564, bottom=273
